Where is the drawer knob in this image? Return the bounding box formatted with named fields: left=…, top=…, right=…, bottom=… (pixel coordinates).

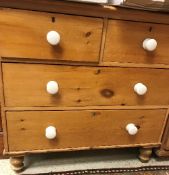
left=143, top=38, right=157, bottom=51
left=45, top=126, right=57, bottom=139
left=134, top=83, right=147, bottom=96
left=47, top=31, right=60, bottom=45
left=46, top=81, right=59, bottom=95
left=126, top=123, right=138, bottom=135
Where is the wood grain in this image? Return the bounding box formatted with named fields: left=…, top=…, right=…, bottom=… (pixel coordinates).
left=163, top=112, right=169, bottom=151
left=0, top=106, right=2, bottom=131
left=0, top=132, right=4, bottom=155
left=6, top=109, right=166, bottom=152
left=2, top=63, right=169, bottom=107
left=0, top=0, right=169, bottom=24
left=0, top=8, right=103, bottom=62
left=104, top=20, right=169, bottom=65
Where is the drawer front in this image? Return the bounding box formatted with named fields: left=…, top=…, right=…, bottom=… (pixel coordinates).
left=3, top=63, right=169, bottom=107
left=104, top=20, right=169, bottom=65
left=7, top=110, right=166, bottom=152
left=0, top=9, right=103, bottom=62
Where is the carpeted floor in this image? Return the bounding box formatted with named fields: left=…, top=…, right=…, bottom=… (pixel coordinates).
left=0, top=148, right=169, bottom=175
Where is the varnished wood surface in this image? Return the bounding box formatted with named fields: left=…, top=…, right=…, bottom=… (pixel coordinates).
left=3, top=63, right=169, bottom=107
left=0, top=107, right=2, bottom=131
left=104, top=20, right=169, bottom=65
left=6, top=109, right=166, bottom=152
left=0, top=0, right=169, bottom=24
left=0, top=132, right=3, bottom=156
left=163, top=112, right=169, bottom=151
left=0, top=8, right=103, bottom=62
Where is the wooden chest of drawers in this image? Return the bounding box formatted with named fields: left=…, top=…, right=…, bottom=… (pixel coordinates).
left=0, top=0, right=169, bottom=171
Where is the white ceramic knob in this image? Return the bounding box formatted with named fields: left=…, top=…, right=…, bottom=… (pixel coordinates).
left=45, top=126, right=57, bottom=139
left=134, top=83, right=147, bottom=96
left=126, top=123, right=138, bottom=135
left=46, top=31, right=60, bottom=45
left=46, top=81, right=59, bottom=95
left=143, top=38, right=157, bottom=51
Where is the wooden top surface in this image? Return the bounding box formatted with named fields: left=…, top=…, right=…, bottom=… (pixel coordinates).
left=0, top=0, right=168, bottom=24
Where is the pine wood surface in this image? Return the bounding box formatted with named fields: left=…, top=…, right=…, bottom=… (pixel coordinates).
left=0, top=0, right=169, bottom=24
left=162, top=112, right=169, bottom=151
left=104, top=20, right=169, bottom=65
left=0, top=107, right=2, bottom=131
left=0, top=0, right=168, bottom=159
left=0, top=132, right=3, bottom=155
left=2, top=63, right=169, bottom=107
left=6, top=109, right=166, bottom=152
left=0, top=8, right=103, bottom=62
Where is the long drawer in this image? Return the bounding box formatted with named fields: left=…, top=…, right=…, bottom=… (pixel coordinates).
left=2, top=63, right=169, bottom=107
left=104, top=20, right=169, bottom=65
left=0, top=9, right=103, bottom=62
left=6, top=109, right=166, bottom=152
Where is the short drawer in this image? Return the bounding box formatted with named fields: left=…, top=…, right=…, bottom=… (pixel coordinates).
left=3, top=63, right=169, bottom=107
left=104, top=20, right=169, bottom=65
left=6, top=109, right=166, bottom=152
left=0, top=9, right=103, bottom=62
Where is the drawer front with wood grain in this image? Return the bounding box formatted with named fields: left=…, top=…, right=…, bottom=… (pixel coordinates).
left=104, top=20, right=169, bottom=65
left=6, top=109, right=166, bottom=152
left=0, top=9, right=103, bottom=62
left=3, top=63, right=169, bottom=107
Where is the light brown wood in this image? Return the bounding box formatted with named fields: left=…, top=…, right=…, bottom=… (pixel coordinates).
left=0, top=8, right=103, bottom=62
left=3, top=105, right=169, bottom=112
left=155, top=148, right=169, bottom=157
left=3, top=143, right=160, bottom=156
left=0, top=132, right=3, bottom=156
left=0, top=106, right=2, bottom=131
left=0, top=61, right=8, bottom=152
left=10, top=156, right=24, bottom=171
left=104, top=20, right=169, bottom=65
left=6, top=109, right=166, bottom=152
left=0, top=0, right=169, bottom=24
left=99, top=18, right=108, bottom=64
left=155, top=109, right=169, bottom=157
left=3, top=63, right=169, bottom=107
left=163, top=113, right=169, bottom=151
left=139, top=147, right=153, bottom=163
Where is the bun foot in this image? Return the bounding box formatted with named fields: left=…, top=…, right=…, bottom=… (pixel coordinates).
left=139, top=147, right=152, bottom=163
left=10, top=156, right=24, bottom=171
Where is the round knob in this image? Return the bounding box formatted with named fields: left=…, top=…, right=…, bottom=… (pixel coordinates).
left=46, top=31, right=60, bottom=45
left=126, top=123, right=138, bottom=135
left=134, top=83, right=147, bottom=96
left=45, top=126, right=57, bottom=139
left=46, top=81, right=59, bottom=95
left=143, top=38, right=157, bottom=51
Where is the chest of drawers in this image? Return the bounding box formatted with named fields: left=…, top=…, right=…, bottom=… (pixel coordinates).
left=0, top=0, right=169, bottom=172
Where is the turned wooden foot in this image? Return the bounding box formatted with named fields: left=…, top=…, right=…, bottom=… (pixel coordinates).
left=139, top=148, right=152, bottom=163
left=10, top=156, right=24, bottom=171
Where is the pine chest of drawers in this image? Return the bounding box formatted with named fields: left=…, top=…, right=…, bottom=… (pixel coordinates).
left=0, top=0, right=169, bottom=171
